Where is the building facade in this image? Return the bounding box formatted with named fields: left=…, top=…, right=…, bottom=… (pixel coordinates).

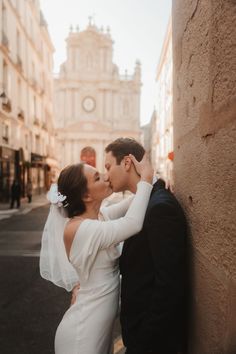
left=155, top=18, right=173, bottom=184
left=141, top=109, right=159, bottom=174
left=54, top=21, right=141, bottom=171
left=0, top=0, right=57, bottom=202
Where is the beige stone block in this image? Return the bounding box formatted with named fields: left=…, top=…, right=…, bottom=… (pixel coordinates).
left=173, top=0, right=236, bottom=352
left=173, top=0, right=236, bottom=138
left=189, top=252, right=235, bottom=354
left=225, top=280, right=236, bottom=353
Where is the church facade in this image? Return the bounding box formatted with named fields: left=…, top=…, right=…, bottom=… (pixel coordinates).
left=54, top=22, right=142, bottom=171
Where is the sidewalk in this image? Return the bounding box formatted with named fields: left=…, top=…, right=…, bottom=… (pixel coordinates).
left=0, top=194, right=49, bottom=220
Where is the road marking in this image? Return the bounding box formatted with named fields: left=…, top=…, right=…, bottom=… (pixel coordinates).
left=20, top=207, right=32, bottom=215
left=0, top=215, right=11, bottom=221
left=0, top=209, right=18, bottom=220
left=0, top=209, right=18, bottom=214
left=114, top=336, right=125, bottom=353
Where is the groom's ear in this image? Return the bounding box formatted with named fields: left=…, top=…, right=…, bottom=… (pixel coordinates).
left=123, top=156, right=132, bottom=171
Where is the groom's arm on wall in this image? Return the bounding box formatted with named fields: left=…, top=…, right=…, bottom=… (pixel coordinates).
left=136, top=201, right=186, bottom=349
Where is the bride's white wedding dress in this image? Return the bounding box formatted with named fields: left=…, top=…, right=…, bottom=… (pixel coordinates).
left=54, top=181, right=152, bottom=354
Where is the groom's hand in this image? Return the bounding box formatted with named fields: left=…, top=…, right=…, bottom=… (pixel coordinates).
left=129, top=153, right=153, bottom=184
left=70, top=283, right=80, bottom=306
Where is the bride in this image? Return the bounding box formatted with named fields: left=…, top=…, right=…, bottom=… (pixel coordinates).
left=40, top=154, right=153, bottom=354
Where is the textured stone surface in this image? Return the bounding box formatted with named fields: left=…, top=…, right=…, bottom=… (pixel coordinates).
left=173, top=0, right=236, bottom=353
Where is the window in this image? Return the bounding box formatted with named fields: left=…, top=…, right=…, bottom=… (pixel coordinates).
left=80, top=147, right=96, bottom=167
left=25, top=134, right=28, bottom=150
left=17, top=79, right=22, bottom=109
left=31, top=62, right=35, bottom=80
left=3, top=61, right=11, bottom=96
left=2, top=4, right=7, bottom=35
left=47, top=52, right=50, bottom=70
left=30, top=18, right=34, bottom=41
left=3, top=61, right=8, bottom=92
left=33, top=96, right=37, bottom=117
left=40, top=40, right=43, bottom=60
left=35, top=135, right=40, bottom=154
left=2, top=123, right=9, bottom=144
left=16, top=30, right=21, bottom=58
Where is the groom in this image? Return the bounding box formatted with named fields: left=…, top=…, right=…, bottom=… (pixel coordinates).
left=104, top=138, right=188, bottom=354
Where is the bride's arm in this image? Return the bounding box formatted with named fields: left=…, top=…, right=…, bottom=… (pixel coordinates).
left=100, top=195, right=134, bottom=220
left=102, top=181, right=152, bottom=244
left=77, top=180, right=153, bottom=250
left=72, top=154, right=153, bottom=250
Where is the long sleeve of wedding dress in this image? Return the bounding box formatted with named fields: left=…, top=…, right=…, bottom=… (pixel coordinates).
left=100, top=195, right=134, bottom=220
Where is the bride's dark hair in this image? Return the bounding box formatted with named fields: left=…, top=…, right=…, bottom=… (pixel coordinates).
left=58, top=163, right=88, bottom=218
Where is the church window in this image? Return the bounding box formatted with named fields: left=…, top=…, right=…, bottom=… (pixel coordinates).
left=80, top=147, right=96, bottom=167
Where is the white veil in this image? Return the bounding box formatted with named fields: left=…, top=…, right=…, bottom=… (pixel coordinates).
left=39, top=184, right=79, bottom=292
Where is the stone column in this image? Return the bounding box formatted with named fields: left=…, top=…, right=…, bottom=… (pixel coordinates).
left=172, top=1, right=236, bottom=353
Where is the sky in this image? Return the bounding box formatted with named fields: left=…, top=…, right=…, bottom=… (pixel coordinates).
left=40, top=0, right=172, bottom=126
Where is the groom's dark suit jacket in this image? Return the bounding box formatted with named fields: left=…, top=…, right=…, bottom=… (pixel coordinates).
left=120, top=179, right=188, bottom=354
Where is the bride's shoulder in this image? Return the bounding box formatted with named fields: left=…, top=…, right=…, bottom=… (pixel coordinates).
left=64, top=219, right=84, bottom=256
left=64, top=218, right=97, bottom=241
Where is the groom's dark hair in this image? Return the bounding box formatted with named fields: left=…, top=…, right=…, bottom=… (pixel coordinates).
left=105, top=137, right=145, bottom=164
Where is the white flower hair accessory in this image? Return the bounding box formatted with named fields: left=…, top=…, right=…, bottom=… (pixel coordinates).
left=47, top=183, right=68, bottom=207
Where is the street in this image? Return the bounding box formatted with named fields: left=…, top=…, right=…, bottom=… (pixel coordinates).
left=0, top=203, right=124, bottom=354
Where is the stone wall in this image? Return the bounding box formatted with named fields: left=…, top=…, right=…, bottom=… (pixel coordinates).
left=172, top=0, right=236, bottom=353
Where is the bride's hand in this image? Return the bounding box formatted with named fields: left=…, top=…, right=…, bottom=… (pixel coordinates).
left=70, top=283, right=80, bottom=307
left=129, top=153, right=153, bottom=184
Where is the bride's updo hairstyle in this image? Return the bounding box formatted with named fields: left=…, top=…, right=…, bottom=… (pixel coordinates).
left=58, top=163, right=88, bottom=218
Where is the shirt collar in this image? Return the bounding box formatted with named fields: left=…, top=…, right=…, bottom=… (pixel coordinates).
left=152, top=175, right=158, bottom=185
